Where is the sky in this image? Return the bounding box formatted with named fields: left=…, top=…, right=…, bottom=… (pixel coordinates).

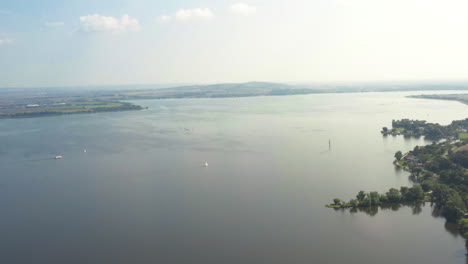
left=1, top=0, right=468, bottom=87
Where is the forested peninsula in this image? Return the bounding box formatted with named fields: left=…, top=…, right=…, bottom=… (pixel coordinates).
left=381, top=118, right=468, bottom=139
left=327, top=118, right=468, bottom=240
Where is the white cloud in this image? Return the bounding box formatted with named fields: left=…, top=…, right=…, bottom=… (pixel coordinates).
left=175, top=8, right=214, bottom=20
left=230, top=3, right=256, bottom=16
left=45, top=21, right=65, bottom=27
left=159, top=8, right=214, bottom=22
left=0, top=38, right=13, bottom=46
left=158, top=15, right=171, bottom=23
left=79, top=14, right=140, bottom=33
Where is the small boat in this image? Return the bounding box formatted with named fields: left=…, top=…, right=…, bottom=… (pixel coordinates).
left=204, top=162, right=208, bottom=167
left=84, top=149, right=87, bottom=153
left=55, top=155, right=63, bottom=160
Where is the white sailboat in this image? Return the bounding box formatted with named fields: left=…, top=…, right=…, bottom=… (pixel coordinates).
left=204, top=162, right=208, bottom=167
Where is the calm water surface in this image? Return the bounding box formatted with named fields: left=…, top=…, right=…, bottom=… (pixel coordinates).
left=1, top=91, right=468, bottom=263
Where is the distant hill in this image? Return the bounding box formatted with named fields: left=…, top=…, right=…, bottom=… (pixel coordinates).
left=110, top=81, right=468, bottom=100
left=116, top=82, right=303, bottom=99
left=3, top=81, right=468, bottom=102
left=158, top=81, right=291, bottom=92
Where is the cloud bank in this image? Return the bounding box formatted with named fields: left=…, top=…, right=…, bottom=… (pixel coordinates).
left=0, top=38, right=13, bottom=45
left=79, top=14, right=140, bottom=32
left=159, top=8, right=214, bottom=22
left=230, top=3, right=256, bottom=16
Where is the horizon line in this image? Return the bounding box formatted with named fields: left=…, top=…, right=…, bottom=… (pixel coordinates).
left=1, top=79, right=468, bottom=90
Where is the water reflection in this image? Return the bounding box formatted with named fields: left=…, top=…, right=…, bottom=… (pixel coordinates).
left=445, top=221, right=461, bottom=237
left=334, top=202, right=428, bottom=218
left=333, top=202, right=465, bottom=240
left=333, top=202, right=426, bottom=216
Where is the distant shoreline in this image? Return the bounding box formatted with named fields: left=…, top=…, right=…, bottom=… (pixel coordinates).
left=1, top=83, right=467, bottom=119
left=408, top=94, right=468, bottom=105
left=0, top=101, right=143, bottom=119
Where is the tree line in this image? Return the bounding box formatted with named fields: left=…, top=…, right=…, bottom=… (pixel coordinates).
left=381, top=118, right=468, bottom=139
left=330, top=120, right=468, bottom=239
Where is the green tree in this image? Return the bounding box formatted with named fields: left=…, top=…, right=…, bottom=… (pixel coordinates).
left=400, top=186, right=409, bottom=200
left=349, top=199, right=359, bottom=207
left=421, top=180, right=435, bottom=192
left=369, top=192, right=381, bottom=205
left=451, top=150, right=468, bottom=168
left=395, top=151, right=403, bottom=161
left=411, top=167, right=423, bottom=176
left=386, top=188, right=402, bottom=203
left=356, top=191, right=366, bottom=201
left=443, top=192, right=466, bottom=221
left=421, top=171, right=434, bottom=180
left=359, top=197, right=371, bottom=207
left=405, top=185, right=424, bottom=201
left=333, top=198, right=341, bottom=205
left=380, top=194, right=389, bottom=203
left=425, top=124, right=444, bottom=139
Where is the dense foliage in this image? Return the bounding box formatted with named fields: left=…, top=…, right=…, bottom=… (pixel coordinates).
left=331, top=120, right=468, bottom=240
left=330, top=185, right=426, bottom=209
left=381, top=118, right=468, bottom=139
left=397, top=140, right=468, bottom=222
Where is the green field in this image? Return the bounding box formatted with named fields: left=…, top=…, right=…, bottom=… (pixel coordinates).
left=34, top=102, right=124, bottom=112
left=84, top=103, right=123, bottom=109
left=459, top=133, right=468, bottom=139
left=0, top=100, right=141, bottom=119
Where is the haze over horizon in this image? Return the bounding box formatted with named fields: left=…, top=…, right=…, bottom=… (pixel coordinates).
left=1, top=0, right=468, bottom=87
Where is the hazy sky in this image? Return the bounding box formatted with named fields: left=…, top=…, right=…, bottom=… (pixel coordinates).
left=1, top=0, right=468, bottom=87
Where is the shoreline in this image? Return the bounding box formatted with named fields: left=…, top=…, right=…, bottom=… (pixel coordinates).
left=408, top=94, right=468, bottom=105
left=0, top=102, right=144, bottom=120
left=2, top=89, right=467, bottom=120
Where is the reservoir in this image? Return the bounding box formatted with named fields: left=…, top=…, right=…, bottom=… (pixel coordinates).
left=0, top=91, right=467, bottom=263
